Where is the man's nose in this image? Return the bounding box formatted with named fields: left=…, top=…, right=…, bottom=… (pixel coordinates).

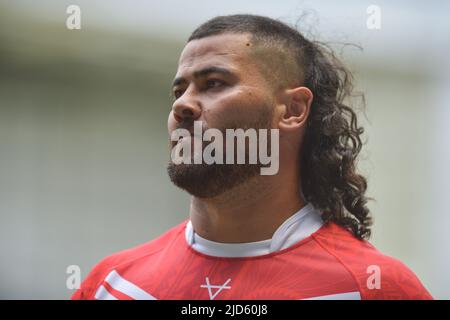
left=172, top=95, right=201, bottom=123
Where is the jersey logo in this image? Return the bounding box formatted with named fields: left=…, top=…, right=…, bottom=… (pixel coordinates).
left=200, top=277, right=231, bottom=300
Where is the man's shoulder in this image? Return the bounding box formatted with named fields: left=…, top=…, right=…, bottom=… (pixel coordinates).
left=71, top=220, right=187, bottom=299
left=311, top=222, right=432, bottom=299
left=102, top=220, right=188, bottom=267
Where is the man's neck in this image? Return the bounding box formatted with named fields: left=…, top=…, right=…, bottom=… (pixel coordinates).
left=189, top=172, right=305, bottom=243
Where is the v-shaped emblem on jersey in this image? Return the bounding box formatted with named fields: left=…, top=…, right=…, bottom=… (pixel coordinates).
left=200, top=277, right=231, bottom=300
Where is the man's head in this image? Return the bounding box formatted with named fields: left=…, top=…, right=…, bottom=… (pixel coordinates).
left=167, top=32, right=277, bottom=198
left=167, top=15, right=313, bottom=197
left=167, top=14, right=372, bottom=239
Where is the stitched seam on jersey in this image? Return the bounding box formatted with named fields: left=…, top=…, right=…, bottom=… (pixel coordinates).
left=312, top=233, right=364, bottom=300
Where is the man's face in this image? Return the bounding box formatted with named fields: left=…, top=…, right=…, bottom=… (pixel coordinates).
left=167, top=33, right=277, bottom=198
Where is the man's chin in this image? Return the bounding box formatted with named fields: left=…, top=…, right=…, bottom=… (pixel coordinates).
left=167, top=162, right=260, bottom=198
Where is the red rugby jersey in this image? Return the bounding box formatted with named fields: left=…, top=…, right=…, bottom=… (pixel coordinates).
left=71, top=219, right=432, bottom=300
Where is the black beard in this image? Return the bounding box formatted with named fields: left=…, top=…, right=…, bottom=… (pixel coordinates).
left=167, top=162, right=261, bottom=198
left=167, top=100, right=273, bottom=198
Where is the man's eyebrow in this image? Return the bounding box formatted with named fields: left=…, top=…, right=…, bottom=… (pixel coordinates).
left=172, top=66, right=233, bottom=87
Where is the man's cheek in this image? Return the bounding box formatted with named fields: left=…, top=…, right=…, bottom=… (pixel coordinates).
left=206, top=99, right=256, bottom=128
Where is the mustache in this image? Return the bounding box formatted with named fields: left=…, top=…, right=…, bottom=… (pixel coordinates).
left=170, top=120, right=207, bottom=148
left=174, top=119, right=204, bottom=135
left=175, top=120, right=256, bottom=133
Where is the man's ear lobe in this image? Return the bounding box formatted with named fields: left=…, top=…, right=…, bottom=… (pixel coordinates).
left=278, top=86, right=313, bottom=131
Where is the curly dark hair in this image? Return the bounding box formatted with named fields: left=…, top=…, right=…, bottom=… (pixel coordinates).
left=188, top=14, right=373, bottom=239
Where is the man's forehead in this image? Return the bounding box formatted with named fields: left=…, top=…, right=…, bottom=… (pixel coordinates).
left=178, top=33, right=252, bottom=69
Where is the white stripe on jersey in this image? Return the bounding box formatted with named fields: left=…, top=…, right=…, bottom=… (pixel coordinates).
left=302, top=291, right=361, bottom=300
left=95, top=270, right=157, bottom=300
left=94, top=269, right=361, bottom=300
left=94, top=285, right=118, bottom=300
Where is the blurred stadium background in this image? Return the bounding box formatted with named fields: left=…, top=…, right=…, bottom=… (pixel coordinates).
left=0, top=0, right=449, bottom=299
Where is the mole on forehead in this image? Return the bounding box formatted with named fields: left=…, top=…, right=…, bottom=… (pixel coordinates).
left=179, top=47, right=250, bottom=67
left=183, top=34, right=252, bottom=54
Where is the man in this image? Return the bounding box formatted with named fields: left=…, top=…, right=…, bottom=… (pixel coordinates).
left=72, top=14, right=432, bottom=300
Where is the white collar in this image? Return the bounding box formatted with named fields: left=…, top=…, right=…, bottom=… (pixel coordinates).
left=185, top=203, right=323, bottom=258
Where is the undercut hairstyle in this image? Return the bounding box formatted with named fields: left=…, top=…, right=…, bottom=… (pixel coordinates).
left=188, top=14, right=372, bottom=239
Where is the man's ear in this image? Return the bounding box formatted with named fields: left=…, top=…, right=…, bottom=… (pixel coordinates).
left=277, top=87, right=313, bottom=132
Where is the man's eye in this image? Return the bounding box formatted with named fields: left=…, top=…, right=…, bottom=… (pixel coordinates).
left=205, top=79, right=225, bottom=89
left=173, top=89, right=184, bottom=99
